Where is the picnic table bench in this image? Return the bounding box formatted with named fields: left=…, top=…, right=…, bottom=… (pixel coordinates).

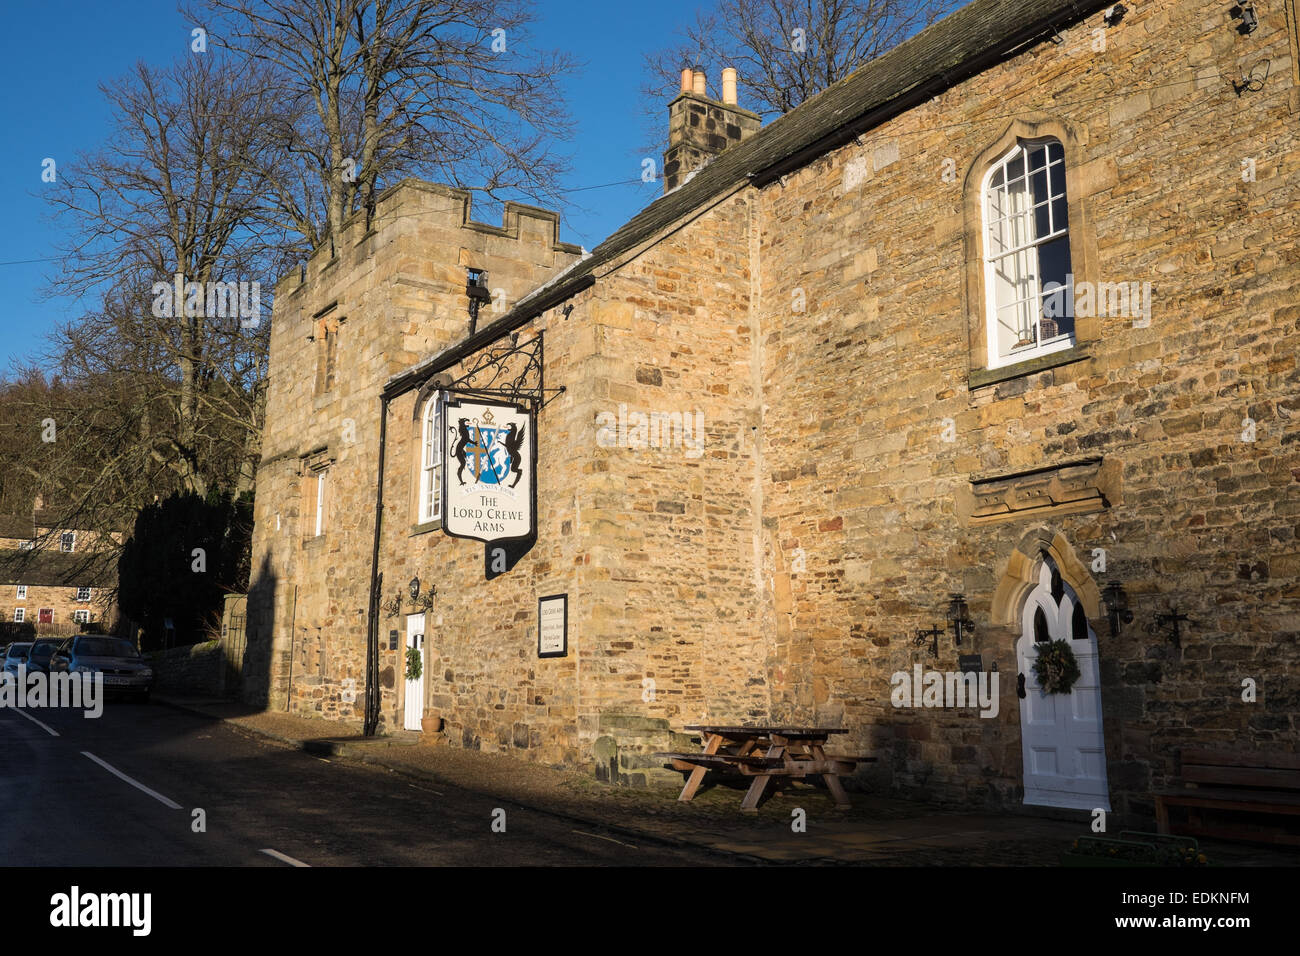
left=657, top=725, right=875, bottom=812
left=1155, top=749, right=1300, bottom=846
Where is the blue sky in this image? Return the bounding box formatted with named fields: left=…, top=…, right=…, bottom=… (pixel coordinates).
left=0, top=0, right=709, bottom=371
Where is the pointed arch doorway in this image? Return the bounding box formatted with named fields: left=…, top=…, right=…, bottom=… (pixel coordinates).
left=1016, top=551, right=1111, bottom=811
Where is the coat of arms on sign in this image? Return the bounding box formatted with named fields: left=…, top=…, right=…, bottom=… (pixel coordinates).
left=441, top=397, right=535, bottom=544
left=450, top=407, right=526, bottom=489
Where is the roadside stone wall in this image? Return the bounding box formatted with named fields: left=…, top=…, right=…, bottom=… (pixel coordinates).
left=150, top=641, right=225, bottom=697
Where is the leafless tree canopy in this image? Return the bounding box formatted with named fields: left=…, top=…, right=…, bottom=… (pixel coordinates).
left=26, top=2, right=578, bottom=609
left=642, top=0, right=958, bottom=126
left=190, top=0, right=578, bottom=255
left=42, top=55, right=278, bottom=501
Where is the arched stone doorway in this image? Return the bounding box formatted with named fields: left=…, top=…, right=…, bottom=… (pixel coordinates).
left=993, top=530, right=1110, bottom=811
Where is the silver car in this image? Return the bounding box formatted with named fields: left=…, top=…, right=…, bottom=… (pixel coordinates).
left=2, top=642, right=31, bottom=677
left=51, top=636, right=154, bottom=702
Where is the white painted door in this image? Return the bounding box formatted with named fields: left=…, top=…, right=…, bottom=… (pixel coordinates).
left=1017, top=556, right=1111, bottom=811
left=404, top=613, right=426, bottom=732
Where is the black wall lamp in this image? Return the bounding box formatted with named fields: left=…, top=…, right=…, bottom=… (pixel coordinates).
left=1230, top=4, right=1258, bottom=35
left=946, top=593, right=974, bottom=647
left=1103, top=4, right=1128, bottom=27
left=466, top=268, right=492, bottom=334
left=408, top=574, right=436, bottom=610
left=1102, top=581, right=1133, bottom=637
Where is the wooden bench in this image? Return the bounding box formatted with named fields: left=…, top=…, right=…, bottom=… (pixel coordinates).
left=657, top=725, right=877, bottom=811
left=1155, top=749, right=1300, bottom=846
left=659, top=752, right=872, bottom=777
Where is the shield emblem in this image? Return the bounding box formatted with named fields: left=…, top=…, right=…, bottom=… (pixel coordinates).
left=466, top=425, right=511, bottom=485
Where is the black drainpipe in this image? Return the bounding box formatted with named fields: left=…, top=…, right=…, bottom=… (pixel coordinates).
left=363, top=392, right=390, bottom=736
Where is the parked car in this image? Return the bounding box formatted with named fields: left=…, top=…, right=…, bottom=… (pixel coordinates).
left=2, top=642, right=31, bottom=677
left=50, top=635, right=153, bottom=702
left=24, top=638, right=62, bottom=675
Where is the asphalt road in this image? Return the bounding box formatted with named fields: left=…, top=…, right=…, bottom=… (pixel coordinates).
left=0, top=698, right=724, bottom=866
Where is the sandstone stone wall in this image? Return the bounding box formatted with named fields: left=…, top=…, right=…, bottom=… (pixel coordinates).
left=149, top=641, right=225, bottom=697
left=0, top=583, right=113, bottom=636
left=755, top=0, right=1300, bottom=815
left=371, top=189, right=765, bottom=770
left=247, top=0, right=1299, bottom=819
left=245, top=181, right=582, bottom=723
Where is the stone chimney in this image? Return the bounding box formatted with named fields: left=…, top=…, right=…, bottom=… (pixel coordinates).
left=662, top=66, right=760, bottom=193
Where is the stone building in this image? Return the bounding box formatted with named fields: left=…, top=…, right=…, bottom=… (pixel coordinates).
left=0, top=503, right=118, bottom=636
left=246, top=0, right=1300, bottom=822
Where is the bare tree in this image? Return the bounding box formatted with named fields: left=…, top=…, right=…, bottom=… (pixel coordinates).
left=190, top=0, right=579, bottom=253
left=43, top=54, right=280, bottom=500
left=643, top=0, right=958, bottom=124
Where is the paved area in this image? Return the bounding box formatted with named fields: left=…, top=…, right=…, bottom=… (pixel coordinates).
left=0, top=698, right=723, bottom=866
left=155, top=696, right=1300, bottom=866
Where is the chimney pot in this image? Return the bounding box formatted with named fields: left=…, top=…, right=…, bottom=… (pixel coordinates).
left=663, top=64, right=760, bottom=193
left=721, top=67, right=737, bottom=105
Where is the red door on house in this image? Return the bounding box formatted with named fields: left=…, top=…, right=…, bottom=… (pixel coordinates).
left=38, top=608, right=53, bottom=624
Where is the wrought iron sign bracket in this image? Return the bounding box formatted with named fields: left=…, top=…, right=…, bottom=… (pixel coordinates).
left=435, top=331, right=564, bottom=411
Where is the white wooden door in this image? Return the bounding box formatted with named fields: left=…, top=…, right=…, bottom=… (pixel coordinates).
left=404, top=613, right=425, bottom=732
left=1017, top=556, right=1111, bottom=811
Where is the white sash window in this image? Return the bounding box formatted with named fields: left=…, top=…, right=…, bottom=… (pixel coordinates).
left=983, top=138, right=1074, bottom=368
left=419, top=395, right=443, bottom=524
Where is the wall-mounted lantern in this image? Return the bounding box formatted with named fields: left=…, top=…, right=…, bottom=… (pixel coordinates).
left=466, top=268, right=492, bottom=334
left=409, top=576, right=421, bottom=602
left=946, top=593, right=974, bottom=647
left=1102, top=581, right=1133, bottom=637
left=1230, top=3, right=1258, bottom=35
left=1103, top=4, right=1127, bottom=27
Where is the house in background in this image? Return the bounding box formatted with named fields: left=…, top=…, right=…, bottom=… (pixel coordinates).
left=244, top=0, right=1300, bottom=826
left=0, top=501, right=119, bottom=638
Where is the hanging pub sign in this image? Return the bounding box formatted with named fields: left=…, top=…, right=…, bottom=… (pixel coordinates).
left=441, top=396, right=536, bottom=544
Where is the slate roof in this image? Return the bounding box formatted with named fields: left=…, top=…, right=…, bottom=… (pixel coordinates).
left=0, top=550, right=115, bottom=588
left=0, top=510, right=66, bottom=539
left=387, top=0, right=1113, bottom=397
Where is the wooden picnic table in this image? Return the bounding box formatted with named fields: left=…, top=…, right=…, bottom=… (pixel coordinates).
left=658, top=725, right=875, bottom=813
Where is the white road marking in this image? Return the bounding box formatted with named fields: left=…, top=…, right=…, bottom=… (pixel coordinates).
left=81, top=751, right=182, bottom=809
left=261, top=848, right=311, bottom=867
left=572, top=829, right=638, bottom=849
left=8, top=707, right=59, bottom=737
left=407, top=783, right=444, bottom=796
